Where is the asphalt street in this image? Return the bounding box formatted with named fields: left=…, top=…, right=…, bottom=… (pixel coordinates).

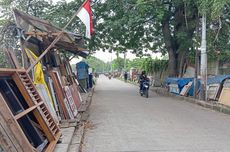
left=82, top=75, right=230, bottom=152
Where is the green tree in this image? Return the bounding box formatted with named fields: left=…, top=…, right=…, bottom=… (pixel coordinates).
left=83, top=56, right=109, bottom=73
left=112, top=57, right=125, bottom=71
left=1, top=0, right=230, bottom=78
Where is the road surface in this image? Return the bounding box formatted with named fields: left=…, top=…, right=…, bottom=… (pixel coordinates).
left=82, top=75, right=230, bottom=152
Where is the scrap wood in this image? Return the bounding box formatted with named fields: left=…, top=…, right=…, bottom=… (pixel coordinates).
left=0, top=93, right=33, bottom=151
left=49, top=71, right=69, bottom=119
left=180, top=81, right=193, bottom=96
left=207, top=83, right=221, bottom=100
left=70, top=84, right=82, bottom=109
left=64, top=86, right=78, bottom=117
left=219, top=88, right=230, bottom=106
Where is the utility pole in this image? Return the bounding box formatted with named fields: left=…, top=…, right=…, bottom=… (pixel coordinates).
left=194, top=17, right=200, bottom=99
left=124, top=52, right=127, bottom=71
left=200, top=13, right=207, bottom=101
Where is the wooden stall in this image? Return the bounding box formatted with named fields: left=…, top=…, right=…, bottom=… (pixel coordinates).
left=0, top=9, right=88, bottom=152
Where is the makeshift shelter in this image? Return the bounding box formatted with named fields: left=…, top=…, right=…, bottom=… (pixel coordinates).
left=219, top=79, right=230, bottom=106
left=12, top=8, right=87, bottom=120
left=165, top=77, right=194, bottom=94
left=76, top=61, right=89, bottom=90
left=0, top=9, right=88, bottom=152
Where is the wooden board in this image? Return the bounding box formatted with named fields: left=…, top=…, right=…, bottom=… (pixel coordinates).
left=64, top=86, right=78, bottom=117
left=69, top=85, right=82, bottom=109
left=64, top=98, right=74, bottom=119
left=49, top=71, right=69, bottom=119
left=0, top=117, right=19, bottom=152
left=48, top=77, right=61, bottom=121
left=36, top=84, right=59, bottom=123
left=219, top=88, right=230, bottom=106
left=207, top=83, right=221, bottom=100
left=0, top=93, right=33, bottom=152
left=180, top=82, right=193, bottom=96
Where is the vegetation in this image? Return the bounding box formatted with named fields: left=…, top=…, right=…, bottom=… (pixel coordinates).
left=0, top=0, right=230, bottom=77
left=83, top=56, right=110, bottom=73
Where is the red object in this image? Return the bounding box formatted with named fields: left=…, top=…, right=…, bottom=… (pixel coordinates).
left=76, top=0, right=93, bottom=38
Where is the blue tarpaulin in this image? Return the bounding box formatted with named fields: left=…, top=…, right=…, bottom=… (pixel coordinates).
left=165, top=77, right=194, bottom=91
left=207, top=75, right=230, bottom=85
left=187, top=80, right=200, bottom=96
left=165, top=75, right=230, bottom=96
left=76, top=61, right=89, bottom=80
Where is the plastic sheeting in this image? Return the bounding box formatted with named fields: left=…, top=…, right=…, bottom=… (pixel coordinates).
left=165, top=77, right=194, bottom=91
left=165, top=75, right=230, bottom=97
left=207, top=75, right=230, bottom=85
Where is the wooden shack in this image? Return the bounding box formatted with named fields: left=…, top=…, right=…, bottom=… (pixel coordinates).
left=0, top=9, right=88, bottom=152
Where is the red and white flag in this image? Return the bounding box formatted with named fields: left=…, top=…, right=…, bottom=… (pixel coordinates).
left=76, top=0, right=93, bottom=39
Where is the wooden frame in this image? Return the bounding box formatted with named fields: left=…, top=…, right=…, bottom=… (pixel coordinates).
left=0, top=69, right=61, bottom=152
left=0, top=93, right=33, bottom=152
left=49, top=71, right=69, bottom=119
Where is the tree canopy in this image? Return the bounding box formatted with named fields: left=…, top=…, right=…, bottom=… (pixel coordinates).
left=1, top=0, right=230, bottom=77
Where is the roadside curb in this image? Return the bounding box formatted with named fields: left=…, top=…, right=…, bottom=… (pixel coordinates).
left=151, top=87, right=230, bottom=115
left=117, top=78, right=230, bottom=115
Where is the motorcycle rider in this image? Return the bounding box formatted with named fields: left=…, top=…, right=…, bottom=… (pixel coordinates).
left=139, top=71, right=148, bottom=92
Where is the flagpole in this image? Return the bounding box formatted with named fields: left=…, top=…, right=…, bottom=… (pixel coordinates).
left=62, top=0, right=88, bottom=30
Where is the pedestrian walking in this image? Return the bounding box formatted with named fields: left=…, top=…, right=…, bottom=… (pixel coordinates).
left=124, top=72, right=128, bottom=82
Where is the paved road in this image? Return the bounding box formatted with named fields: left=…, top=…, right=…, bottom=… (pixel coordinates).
left=82, top=76, right=230, bottom=152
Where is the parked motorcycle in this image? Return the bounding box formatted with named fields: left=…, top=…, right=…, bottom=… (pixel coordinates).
left=140, top=78, right=150, bottom=98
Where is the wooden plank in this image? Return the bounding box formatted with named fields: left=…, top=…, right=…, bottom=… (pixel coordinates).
left=207, top=83, right=221, bottom=100
left=25, top=31, right=60, bottom=36
left=36, top=84, right=59, bottom=123
left=219, top=88, right=230, bottom=106
left=0, top=93, right=33, bottom=152
left=48, top=77, right=61, bottom=120
left=15, top=102, right=43, bottom=120
left=0, top=120, right=18, bottom=152
left=180, top=82, right=193, bottom=96
left=44, top=132, right=61, bottom=152
left=0, top=68, right=26, bottom=76
left=49, top=71, right=69, bottom=119
left=64, top=86, right=78, bottom=117
left=70, top=85, right=81, bottom=109
left=12, top=73, right=55, bottom=142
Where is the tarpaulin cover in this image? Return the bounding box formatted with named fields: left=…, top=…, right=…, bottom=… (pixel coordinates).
left=76, top=61, right=89, bottom=80
left=165, top=75, right=230, bottom=96
left=165, top=77, right=194, bottom=91
left=187, top=79, right=200, bottom=96
left=207, top=75, right=230, bottom=85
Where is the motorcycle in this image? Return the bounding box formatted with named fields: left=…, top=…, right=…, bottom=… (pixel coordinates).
left=140, top=78, right=150, bottom=98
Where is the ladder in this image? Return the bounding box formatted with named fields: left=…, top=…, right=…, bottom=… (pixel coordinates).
left=12, top=71, right=61, bottom=143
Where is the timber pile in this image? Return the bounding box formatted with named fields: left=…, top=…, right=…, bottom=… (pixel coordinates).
left=0, top=9, right=90, bottom=152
